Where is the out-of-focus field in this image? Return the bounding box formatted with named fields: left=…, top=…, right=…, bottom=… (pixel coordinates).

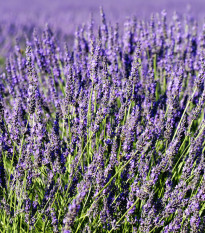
left=1, top=0, right=205, bottom=33
left=1, top=0, right=204, bottom=59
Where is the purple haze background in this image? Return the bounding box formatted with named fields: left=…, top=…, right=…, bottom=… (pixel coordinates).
left=1, top=0, right=205, bottom=33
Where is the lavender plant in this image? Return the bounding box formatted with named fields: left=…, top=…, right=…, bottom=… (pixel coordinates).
left=0, top=8, right=205, bottom=233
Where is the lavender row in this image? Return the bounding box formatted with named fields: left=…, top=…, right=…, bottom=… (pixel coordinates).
left=0, top=9, right=205, bottom=232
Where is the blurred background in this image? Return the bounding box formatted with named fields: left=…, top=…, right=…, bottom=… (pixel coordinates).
left=1, top=0, right=205, bottom=58
left=1, top=0, right=205, bottom=33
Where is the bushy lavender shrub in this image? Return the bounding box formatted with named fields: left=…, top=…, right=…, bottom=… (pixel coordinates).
left=0, top=8, right=205, bottom=233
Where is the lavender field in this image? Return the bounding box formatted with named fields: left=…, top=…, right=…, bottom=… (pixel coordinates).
left=1, top=1, right=205, bottom=232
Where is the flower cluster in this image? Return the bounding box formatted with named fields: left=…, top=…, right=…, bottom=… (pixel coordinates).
left=0, top=8, right=205, bottom=232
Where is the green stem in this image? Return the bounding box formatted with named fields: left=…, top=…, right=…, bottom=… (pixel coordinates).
left=78, top=149, right=139, bottom=225
left=109, top=198, right=140, bottom=233
left=172, top=87, right=197, bottom=142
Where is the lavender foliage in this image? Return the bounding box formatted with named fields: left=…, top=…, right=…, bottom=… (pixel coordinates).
left=0, top=6, right=205, bottom=233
